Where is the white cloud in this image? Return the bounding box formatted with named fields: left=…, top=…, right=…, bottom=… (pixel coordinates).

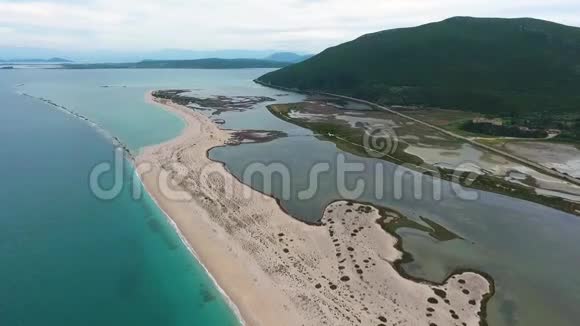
left=0, top=0, right=579, bottom=52
left=0, top=1, right=126, bottom=29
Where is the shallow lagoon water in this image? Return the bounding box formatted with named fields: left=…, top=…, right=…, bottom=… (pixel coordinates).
left=212, top=134, right=580, bottom=326
left=212, top=131, right=580, bottom=326
left=1, top=69, right=579, bottom=326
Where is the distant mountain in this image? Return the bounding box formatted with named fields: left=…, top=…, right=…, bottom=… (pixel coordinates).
left=0, top=47, right=299, bottom=63
left=0, top=57, right=71, bottom=63
left=265, top=52, right=313, bottom=63
left=258, top=17, right=580, bottom=114
left=46, top=57, right=72, bottom=62
left=149, top=49, right=278, bottom=61
left=63, top=58, right=290, bottom=69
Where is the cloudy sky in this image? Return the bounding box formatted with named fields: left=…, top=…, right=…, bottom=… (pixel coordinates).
left=1, top=0, right=580, bottom=52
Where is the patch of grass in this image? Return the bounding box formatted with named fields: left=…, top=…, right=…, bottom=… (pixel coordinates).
left=440, top=167, right=580, bottom=215
left=268, top=103, right=424, bottom=165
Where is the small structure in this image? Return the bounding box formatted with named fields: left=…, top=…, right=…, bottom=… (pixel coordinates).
left=473, top=117, right=504, bottom=126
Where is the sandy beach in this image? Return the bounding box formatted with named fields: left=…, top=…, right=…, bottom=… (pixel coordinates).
left=137, top=91, right=492, bottom=326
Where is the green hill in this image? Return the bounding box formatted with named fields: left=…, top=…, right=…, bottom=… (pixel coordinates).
left=258, top=17, right=580, bottom=114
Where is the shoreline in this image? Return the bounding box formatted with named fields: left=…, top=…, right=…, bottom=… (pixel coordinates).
left=139, top=92, right=312, bottom=325
left=26, top=89, right=247, bottom=324
left=21, top=92, right=133, bottom=159
left=21, top=90, right=247, bottom=323
left=133, top=169, right=247, bottom=325
left=138, top=90, right=492, bottom=325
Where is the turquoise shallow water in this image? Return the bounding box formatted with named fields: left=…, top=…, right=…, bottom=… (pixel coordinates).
left=0, top=74, right=239, bottom=325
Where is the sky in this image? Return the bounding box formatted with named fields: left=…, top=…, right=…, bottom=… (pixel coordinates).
left=1, top=0, right=580, bottom=53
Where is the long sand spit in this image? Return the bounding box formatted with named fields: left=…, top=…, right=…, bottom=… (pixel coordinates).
left=138, top=91, right=492, bottom=326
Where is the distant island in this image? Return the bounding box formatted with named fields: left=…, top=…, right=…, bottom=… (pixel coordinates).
left=264, top=52, right=313, bottom=63
left=258, top=17, right=580, bottom=141
left=63, top=58, right=291, bottom=69
left=0, top=57, right=72, bottom=63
